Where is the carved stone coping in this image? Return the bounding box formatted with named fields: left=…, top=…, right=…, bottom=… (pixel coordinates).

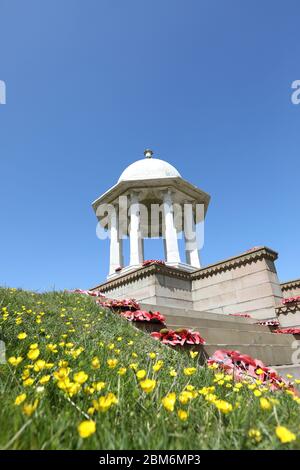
left=91, top=246, right=278, bottom=292
left=276, top=304, right=300, bottom=316
left=90, top=263, right=191, bottom=293
left=191, top=246, right=278, bottom=280
left=280, top=279, right=300, bottom=292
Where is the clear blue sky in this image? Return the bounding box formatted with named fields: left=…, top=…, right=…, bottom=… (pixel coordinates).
left=0, top=0, right=299, bottom=291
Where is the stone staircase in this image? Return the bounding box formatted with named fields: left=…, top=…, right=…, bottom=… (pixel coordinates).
left=140, top=303, right=300, bottom=376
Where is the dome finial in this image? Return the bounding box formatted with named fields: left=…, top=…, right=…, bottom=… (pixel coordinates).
left=144, top=149, right=153, bottom=158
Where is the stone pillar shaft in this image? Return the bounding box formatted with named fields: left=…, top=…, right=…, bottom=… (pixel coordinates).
left=163, top=190, right=180, bottom=263
left=129, top=192, right=144, bottom=266
left=109, top=206, right=123, bottom=275
left=184, top=203, right=201, bottom=268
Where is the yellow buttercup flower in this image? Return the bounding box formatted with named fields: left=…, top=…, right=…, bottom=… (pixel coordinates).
left=153, top=360, right=164, bottom=372
left=93, top=381, right=106, bottom=392
left=136, top=369, right=146, bottom=380
left=139, top=379, right=156, bottom=394
left=78, top=420, right=96, bottom=438
left=189, top=351, right=198, bottom=359
left=73, top=371, right=88, bottom=384
left=148, top=352, right=156, bottom=359
left=275, top=426, right=296, bottom=444
left=178, top=409, right=188, bottom=421
left=179, top=390, right=194, bottom=404
left=260, top=397, right=272, bottom=410
left=15, top=393, right=27, bottom=406
left=8, top=356, right=23, bottom=367
left=17, top=332, right=27, bottom=340
left=248, top=429, right=262, bottom=443
left=23, top=378, right=34, bottom=387
left=27, top=349, right=40, bottom=360
left=117, top=367, right=127, bottom=376
left=214, top=399, right=233, bottom=414
left=39, top=375, right=51, bottom=384
left=93, top=392, right=118, bottom=412
left=253, top=389, right=262, bottom=397
left=107, top=358, right=118, bottom=369
left=33, top=360, right=46, bottom=372
left=91, top=357, right=100, bottom=369
left=169, top=368, right=177, bottom=377
left=183, top=367, right=197, bottom=376
left=22, top=399, right=39, bottom=417
left=162, top=392, right=176, bottom=412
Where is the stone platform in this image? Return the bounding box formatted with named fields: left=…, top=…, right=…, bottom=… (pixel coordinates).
left=92, top=246, right=283, bottom=320
left=140, top=302, right=298, bottom=369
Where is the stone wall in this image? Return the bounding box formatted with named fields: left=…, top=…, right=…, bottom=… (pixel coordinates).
left=281, top=279, right=300, bottom=298
left=92, top=247, right=284, bottom=320
left=191, top=248, right=283, bottom=320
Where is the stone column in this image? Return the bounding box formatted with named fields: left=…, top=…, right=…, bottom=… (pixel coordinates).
left=109, top=205, right=123, bottom=275
left=184, top=202, right=201, bottom=268
left=129, top=192, right=144, bottom=266
left=163, top=190, right=180, bottom=263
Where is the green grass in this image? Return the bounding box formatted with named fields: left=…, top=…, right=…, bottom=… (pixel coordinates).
left=0, top=287, right=299, bottom=450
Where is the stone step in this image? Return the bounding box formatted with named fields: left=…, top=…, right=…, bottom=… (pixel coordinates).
left=166, top=324, right=294, bottom=347
left=140, top=303, right=272, bottom=333
left=202, top=344, right=294, bottom=366
left=272, top=364, right=300, bottom=380
left=141, top=302, right=296, bottom=366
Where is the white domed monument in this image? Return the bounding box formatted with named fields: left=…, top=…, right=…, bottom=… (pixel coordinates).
left=92, top=149, right=210, bottom=277
left=91, top=150, right=300, bottom=374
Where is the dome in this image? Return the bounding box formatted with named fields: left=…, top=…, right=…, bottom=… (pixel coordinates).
left=118, top=153, right=181, bottom=183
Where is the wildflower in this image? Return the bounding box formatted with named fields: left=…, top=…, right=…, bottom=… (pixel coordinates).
left=46, top=343, right=58, bottom=353
left=73, top=371, right=88, bottom=384
left=39, top=375, right=51, bottom=384
left=208, top=362, right=218, bottom=370
left=260, top=397, right=272, bottom=411
left=14, top=393, right=27, bottom=406
left=129, top=363, right=138, bottom=371
left=139, top=379, right=156, bottom=394
left=107, top=358, right=118, bottom=369
left=253, top=389, right=262, bottom=397
left=183, top=367, right=197, bottom=376
left=162, top=393, right=176, bottom=412
left=248, top=429, right=262, bottom=443
left=132, top=352, right=138, bottom=358
left=148, top=352, right=156, bottom=359
left=169, top=368, right=177, bottom=377
left=93, top=381, right=106, bottom=392
left=199, top=386, right=215, bottom=396
left=178, top=409, right=188, bottom=421
left=153, top=360, right=163, bottom=372
left=22, top=399, right=39, bottom=417
left=214, top=399, right=233, bottom=414
left=118, top=367, right=127, bottom=376
left=27, top=349, right=40, bottom=360
left=286, top=374, right=293, bottom=379
left=78, top=420, right=96, bottom=438
left=91, top=357, right=100, bottom=369
left=33, top=360, right=46, bottom=372
left=8, top=356, right=23, bottom=367
left=54, top=367, right=70, bottom=380
left=136, top=370, right=146, bottom=380
left=190, top=351, right=198, bottom=359
left=275, top=426, right=296, bottom=444
left=17, top=332, right=27, bottom=340
left=23, top=378, right=34, bottom=387
left=179, top=390, right=194, bottom=404
left=93, top=392, right=118, bottom=412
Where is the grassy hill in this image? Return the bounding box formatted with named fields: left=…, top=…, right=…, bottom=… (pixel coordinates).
left=0, top=287, right=299, bottom=450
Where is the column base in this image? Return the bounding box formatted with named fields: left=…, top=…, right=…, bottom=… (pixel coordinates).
left=165, top=261, right=198, bottom=273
